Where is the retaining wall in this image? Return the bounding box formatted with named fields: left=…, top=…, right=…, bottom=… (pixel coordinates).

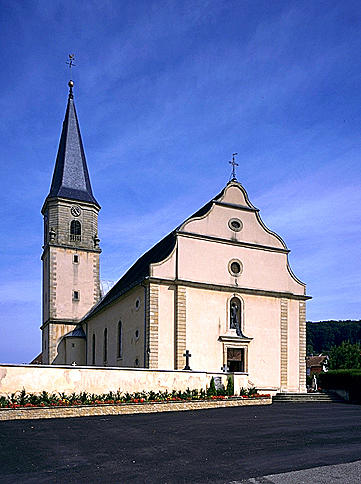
left=0, top=397, right=271, bottom=421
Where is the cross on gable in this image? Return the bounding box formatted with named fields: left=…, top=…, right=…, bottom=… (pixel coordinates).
left=229, top=152, right=239, bottom=181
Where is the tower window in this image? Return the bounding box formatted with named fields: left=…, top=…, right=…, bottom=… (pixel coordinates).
left=70, top=220, right=81, bottom=242
left=73, top=290, right=80, bottom=301
left=73, top=254, right=79, bottom=264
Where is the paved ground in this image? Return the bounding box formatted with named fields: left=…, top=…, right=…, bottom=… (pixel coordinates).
left=0, top=402, right=361, bottom=483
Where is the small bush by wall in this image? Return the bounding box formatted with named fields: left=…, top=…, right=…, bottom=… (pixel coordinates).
left=319, top=370, right=361, bottom=401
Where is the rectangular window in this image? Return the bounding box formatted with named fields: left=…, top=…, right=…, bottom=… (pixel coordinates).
left=92, top=334, right=96, bottom=365
left=73, top=254, right=79, bottom=264
left=73, top=290, right=80, bottom=301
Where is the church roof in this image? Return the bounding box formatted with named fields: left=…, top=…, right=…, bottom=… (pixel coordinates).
left=82, top=187, right=226, bottom=322
left=46, top=81, right=99, bottom=207
left=65, top=325, right=86, bottom=338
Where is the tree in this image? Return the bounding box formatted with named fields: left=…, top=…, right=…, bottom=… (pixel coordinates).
left=307, top=320, right=361, bottom=355
left=328, top=342, right=361, bottom=370
left=207, top=377, right=217, bottom=396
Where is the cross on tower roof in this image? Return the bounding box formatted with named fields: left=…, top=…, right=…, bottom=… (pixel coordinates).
left=229, top=153, right=238, bottom=181
left=66, top=54, right=76, bottom=69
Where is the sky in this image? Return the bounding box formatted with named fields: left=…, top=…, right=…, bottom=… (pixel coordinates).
left=0, top=0, right=360, bottom=364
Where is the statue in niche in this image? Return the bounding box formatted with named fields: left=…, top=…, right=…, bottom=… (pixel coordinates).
left=230, top=299, right=242, bottom=337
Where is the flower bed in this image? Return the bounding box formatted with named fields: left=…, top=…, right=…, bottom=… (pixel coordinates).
left=0, top=388, right=270, bottom=410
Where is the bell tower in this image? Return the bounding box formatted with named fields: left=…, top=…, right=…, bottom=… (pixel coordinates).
left=41, top=81, right=101, bottom=364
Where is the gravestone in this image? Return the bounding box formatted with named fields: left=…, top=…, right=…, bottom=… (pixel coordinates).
left=214, top=377, right=224, bottom=391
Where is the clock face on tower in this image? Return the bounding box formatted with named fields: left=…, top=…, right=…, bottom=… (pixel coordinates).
left=71, top=205, right=81, bottom=217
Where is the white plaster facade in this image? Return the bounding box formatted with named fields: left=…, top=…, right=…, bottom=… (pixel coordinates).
left=75, top=181, right=309, bottom=393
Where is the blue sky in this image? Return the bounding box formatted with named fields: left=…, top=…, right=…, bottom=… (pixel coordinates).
left=1, top=0, right=360, bottom=364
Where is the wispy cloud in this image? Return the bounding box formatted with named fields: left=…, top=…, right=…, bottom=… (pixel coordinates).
left=1, top=1, right=361, bottom=362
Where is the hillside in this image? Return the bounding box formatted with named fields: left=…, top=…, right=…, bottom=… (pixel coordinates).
left=307, top=320, right=361, bottom=355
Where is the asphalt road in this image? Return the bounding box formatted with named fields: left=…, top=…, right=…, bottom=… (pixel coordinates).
left=0, top=402, right=361, bottom=483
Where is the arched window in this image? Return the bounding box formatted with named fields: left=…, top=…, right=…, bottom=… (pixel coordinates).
left=103, top=328, right=108, bottom=364
left=92, top=334, right=96, bottom=365
left=230, top=297, right=242, bottom=337
left=117, top=321, right=122, bottom=358
left=70, top=220, right=81, bottom=241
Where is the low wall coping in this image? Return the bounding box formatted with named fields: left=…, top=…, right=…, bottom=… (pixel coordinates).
left=0, top=363, right=246, bottom=376
left=0, top=397, right=272, bottom=421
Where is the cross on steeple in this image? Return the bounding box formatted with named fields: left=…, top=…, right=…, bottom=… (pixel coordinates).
left=229, top=153, right=238, bottom=181
left=183, top=350, right=192, bottom=370
left=66, top=54, right=76, bottom=69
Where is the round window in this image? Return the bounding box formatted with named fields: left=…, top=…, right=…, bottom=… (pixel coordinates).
left=135, top=330, right=139, bottom=339
left=228, top=259, right=243, bottom=276
left=135, top=298, right=140, bottom=310
left=228, top=218, right=243, bottom=232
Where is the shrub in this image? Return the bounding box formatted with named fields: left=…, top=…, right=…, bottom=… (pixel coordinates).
left=207, top=377, right=217, bottom=396
left=318, top=369, right=361, bottom=401
left=226, top=376, right=234, bottom=396
left=247, top=387, right=258, bottom=397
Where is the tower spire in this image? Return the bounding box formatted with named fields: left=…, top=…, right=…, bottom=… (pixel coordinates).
left=46, top=80, right=99, bottom=207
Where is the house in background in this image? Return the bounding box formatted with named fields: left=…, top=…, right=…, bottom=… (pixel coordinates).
left=306, top=355, right=329, bottom=376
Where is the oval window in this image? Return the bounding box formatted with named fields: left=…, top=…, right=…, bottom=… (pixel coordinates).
left=228, top=218, right=243, bottom=232
left=229, top=259, right=243, bottom=276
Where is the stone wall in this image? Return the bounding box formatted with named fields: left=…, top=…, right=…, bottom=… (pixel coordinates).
left=0, top=397, right=271, bottom=421
left=0, top=364, right=250, bottom=397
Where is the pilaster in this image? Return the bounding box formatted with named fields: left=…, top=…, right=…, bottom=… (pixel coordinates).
left=146, top=284, right=159, bottom=369
left=175, top=285, right=187, bottom=370
left=299, top=301, right=307, bottom=392
left=280, top=298, right=288, bottom=390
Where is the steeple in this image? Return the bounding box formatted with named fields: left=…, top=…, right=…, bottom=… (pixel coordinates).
left=41, top=79, right=101, bottom=365
left=47, top=81, right=99, bottom=207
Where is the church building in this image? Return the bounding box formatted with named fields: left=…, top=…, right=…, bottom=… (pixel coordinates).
left=40, top=81, right=310, bottom=394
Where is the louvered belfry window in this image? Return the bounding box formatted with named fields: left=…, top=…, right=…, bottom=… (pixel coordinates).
left=70, top=220, right=81, bottom=241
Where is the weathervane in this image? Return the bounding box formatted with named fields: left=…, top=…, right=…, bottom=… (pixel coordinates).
left=229, top=153, right=238, bottom=181
left=66, top=54, right=76, bottom=69
left=66, top=54, right=76, bottom=99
